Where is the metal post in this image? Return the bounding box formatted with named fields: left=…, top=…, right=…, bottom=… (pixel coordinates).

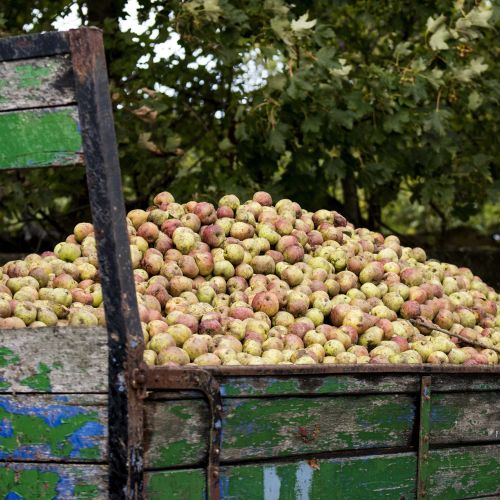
left=417, top=375, right=432, bottom=499
left=69, top=28, right=144, bottom=499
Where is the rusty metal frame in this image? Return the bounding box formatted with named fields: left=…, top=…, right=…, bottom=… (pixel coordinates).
left=417, top=375, right=432, bottom=499
left=138, top=366, right=223, bottom=499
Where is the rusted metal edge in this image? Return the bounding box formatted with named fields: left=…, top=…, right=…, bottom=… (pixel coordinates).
left=417, top=375, right=432, bottom=499
left=68, top=27, right=144, bottom=499
left=0, top=31, right=69, bottom=61
left=175, top=364, right=500, bottom=377
left=141, top=366, right=222, bottom=500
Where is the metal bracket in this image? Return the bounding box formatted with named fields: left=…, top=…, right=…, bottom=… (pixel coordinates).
left=144, top=366, right=223, bottom=499
left=417, top=375, right=432, bottom=499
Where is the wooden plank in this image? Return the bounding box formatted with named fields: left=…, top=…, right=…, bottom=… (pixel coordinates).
left=0, top=394, right=107, bottom=463
left=0, top=462, right=107, bottom=499
left=146, top=469, right=207, bottom=500
left=0, top=106, right=83, bottom=170
left=144, top=399, right=208, bottom=468
left=431, top=392, right=500, bottom=444
left=219, top=374, right=419, bottom=397
left=427, top=444, right=500, bottom=498
left=432, top=374, right=500, bottom=392
left=0, top=31, right=69, bottom=61
left=0, top=327, right=107, bottom=393
left=145, top=452, right=417, bottom=499
left=145, top=394, right=417, bottom=468
left=0, top=55, right=75, bottom=111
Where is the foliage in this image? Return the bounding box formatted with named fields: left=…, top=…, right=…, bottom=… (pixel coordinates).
left=0, top=0, right=499, bottom=251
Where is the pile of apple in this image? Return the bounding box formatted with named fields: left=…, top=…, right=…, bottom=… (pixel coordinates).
left=1, top=191, right=499, bottom=367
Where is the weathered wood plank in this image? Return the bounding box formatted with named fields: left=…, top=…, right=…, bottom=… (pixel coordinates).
left=0, top=106, right=83, bottom=170
left=219, top=374, right=419, bottom=397
left=145, top=452, right=417, bottom=499
left=431, top=392, right=500, bottom=444
left=0, top=394, right=107, bottom=462
left=145, top=394, right=416, bottom=468
left=0, top=327, right=107, bottom=393
left=0, top=462, right=107, bottom=499
left=0, top=55, right=75, bottom=111
left=431, top=374, right=500, bottom=392
left=427, top=444, right=500, bottom=498
left=145, top=398, right=208, bottom=468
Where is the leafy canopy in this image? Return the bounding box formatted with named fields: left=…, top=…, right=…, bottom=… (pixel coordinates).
left=0, top=0, right=498, bottom=250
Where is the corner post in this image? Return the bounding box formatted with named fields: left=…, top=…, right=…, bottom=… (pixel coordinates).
left=68, top=27, right=144, bottom=499
left=417, top=375, right=432, bottom=499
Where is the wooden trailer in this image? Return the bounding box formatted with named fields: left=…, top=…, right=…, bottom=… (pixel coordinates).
left=0, top=28, right=499, bottom=500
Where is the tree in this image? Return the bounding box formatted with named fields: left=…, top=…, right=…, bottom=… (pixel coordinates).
left=0, top=0, right=498, bottom=251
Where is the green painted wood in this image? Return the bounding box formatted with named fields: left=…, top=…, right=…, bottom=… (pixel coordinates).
left=146, top=468, right=207, bottom=500
left=430, top=391, right=500, bottom=444
left=427, top=444, right=500, bottom=499
left=0, top=327, right=107, bottom=393
left=0, top=394, right=107, bottom=462
left=0, top=462, right=107, bottom=499
left=145, top=394, right=417, bottom=468
left=145, top=452, right=417, bottom=499
left=219, top=374, right=419, bottom=397
left=0, top=106, right=83, bottom=170
left=0, top=55, right=75, bottom=111
left=431, top=374, right=500, bottom=392
left=144, top=398, right=208, bottom=468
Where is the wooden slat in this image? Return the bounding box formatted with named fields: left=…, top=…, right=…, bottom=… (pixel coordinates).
left=431, top=392, right=500, bottom=445
left=0, top=462, right=107, bottom=499
left=0, top=106, right=83, bottom=170
left=0, top=55, right=75, bottom=111
left=145, top=399, right=208, bottom=468
left=0, top=327, right=107, bottom=393
left=427, top=444, right=500, bottom=498
left=145, top=452, right=417, bottom=499
left=219, top=374, right=419, bottom=397
left=431, top=374, right=500, bottom=392
left=145, top=394, right=417, bottom=468
left=0, top=31, right=69, bottom=61
left=0, top=394, right=107, bottom=463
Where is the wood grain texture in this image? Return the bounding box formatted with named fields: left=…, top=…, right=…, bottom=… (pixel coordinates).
left=144, top=394, right=417, bottom=468
left=0, top=394, right=107, bottom=462
left=427, top=444, right=500, bottom=499
left=144, top=398, right=209, bottom=468
left=0, top=106, right=83, bottom=170
left=0, top=326, right=107, bottom=393
left=145, top=452, right=417, bottom=500
left=0, top=55, right=75, bottom=111
left=218, top=374, right=419, bottom=397
left=0, top=462, right=107, bottom=499
left=430, top=391, right=500, bottom=444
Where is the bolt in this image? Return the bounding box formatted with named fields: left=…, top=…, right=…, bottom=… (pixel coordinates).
left=423, top=435, right=429, bottom=443
left=214, top=448, right=220, bottom=455
left=213, top=470, right=219, bottom=478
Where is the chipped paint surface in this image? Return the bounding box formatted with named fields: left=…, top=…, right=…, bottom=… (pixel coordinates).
left=0, top=327, right=108, bottom=393
left=0, top=395, right=106, bottom=462
left=0, top=106, right=82, bottom=170
left=146, top=452, right=417, bottom=499
left=0, top=462, right=107, bottom=499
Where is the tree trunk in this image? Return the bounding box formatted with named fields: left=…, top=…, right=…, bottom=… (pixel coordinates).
left=86, top=0, right=124, bottom=26
left=341, top=174, right=362, bottom=227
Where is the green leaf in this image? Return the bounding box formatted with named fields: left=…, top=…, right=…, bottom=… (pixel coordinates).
left=467, top=91, right=483, bottom=111
left=429, top=24, right=451, bottom=50
left=426, top=14, right=447, bottom=33
left=291, top=12, right=317, bottom=32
